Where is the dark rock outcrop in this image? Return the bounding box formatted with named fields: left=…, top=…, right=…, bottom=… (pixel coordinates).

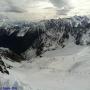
left=0, top=58, right=9, bottom=74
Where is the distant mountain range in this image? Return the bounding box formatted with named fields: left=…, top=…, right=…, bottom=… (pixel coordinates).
left=0, top=15, right=90, bottom=61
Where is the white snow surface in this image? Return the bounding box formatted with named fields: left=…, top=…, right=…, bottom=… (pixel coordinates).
left=1, top=44, right=90, bottom=90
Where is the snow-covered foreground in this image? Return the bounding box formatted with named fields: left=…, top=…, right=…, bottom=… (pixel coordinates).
left=1, top=44, right=90, bottom=90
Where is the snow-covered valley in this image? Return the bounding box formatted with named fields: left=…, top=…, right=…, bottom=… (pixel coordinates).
left=1, top=44, right=90, bottom=90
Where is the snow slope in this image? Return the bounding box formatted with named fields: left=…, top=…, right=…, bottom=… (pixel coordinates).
left=0, top=43, right=90, bottom=90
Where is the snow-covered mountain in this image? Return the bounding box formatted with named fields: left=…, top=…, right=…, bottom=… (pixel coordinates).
left=0, top=16, right=90, bottom=69
left=0, top=16, right=90, bottom=59
left=0, top=16, right=90, bottom=90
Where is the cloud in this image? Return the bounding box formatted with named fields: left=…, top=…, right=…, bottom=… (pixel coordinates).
left=49, top=0, right=73, bottom=15
left=56, top=7, right=72, bottom=15
left=0, top=0, right=77, bottom=20
left=0, top=0, right=27, bottom=13
left=5, top=0, right=26, bottom=13
left=49, top=0, right=68, bottom=8
left=0, top=0, right=46, bottom=13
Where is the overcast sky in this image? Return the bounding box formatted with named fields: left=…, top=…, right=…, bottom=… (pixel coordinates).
left=0, top=0, right=90, bottom=21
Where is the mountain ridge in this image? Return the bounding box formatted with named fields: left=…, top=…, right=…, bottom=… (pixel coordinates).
left=0, top=15, right=90, bottom=60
